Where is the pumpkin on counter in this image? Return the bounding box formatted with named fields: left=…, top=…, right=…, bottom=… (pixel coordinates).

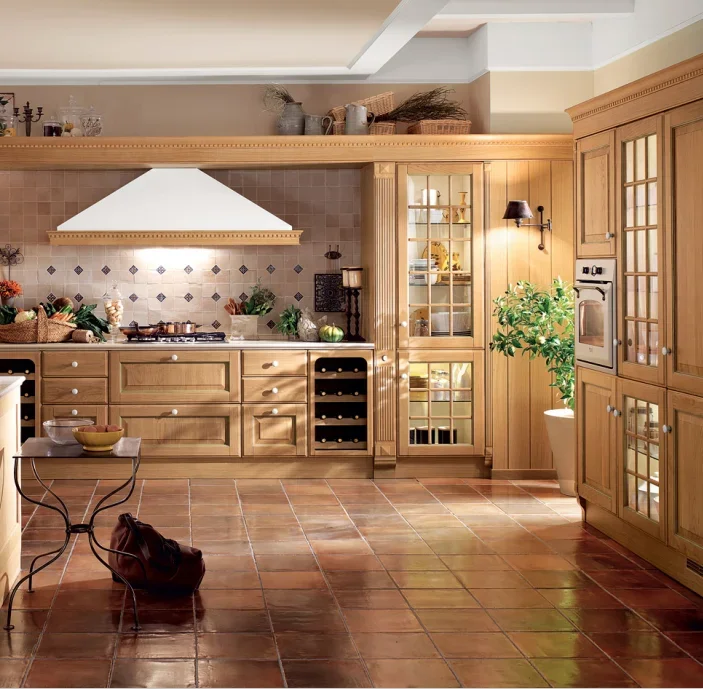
left=319, top=323, right=344, bottom=343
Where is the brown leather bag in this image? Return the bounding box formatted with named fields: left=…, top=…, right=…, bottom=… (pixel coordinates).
left=108, top=513, right=206, bottom=593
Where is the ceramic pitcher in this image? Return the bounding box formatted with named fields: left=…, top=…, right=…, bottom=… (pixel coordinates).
left=304, top=114, right=333, bottom=135
left=278, top=102, right=305, bottom=135
left=344, top=103, right=375, bottom=135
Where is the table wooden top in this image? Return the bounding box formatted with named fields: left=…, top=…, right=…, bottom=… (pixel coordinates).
left=15, top=437, right=141, bottom=460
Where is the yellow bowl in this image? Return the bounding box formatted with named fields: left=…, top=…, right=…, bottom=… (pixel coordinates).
left=72, top=427, right=124, bottom=452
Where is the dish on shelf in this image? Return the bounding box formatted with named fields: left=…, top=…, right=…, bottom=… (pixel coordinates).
left=43, top=418, right=93, bottom=445
left=421, top=242, right=449, bottom=271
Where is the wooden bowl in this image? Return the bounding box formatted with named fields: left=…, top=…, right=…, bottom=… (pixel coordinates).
left=72, top=427, right=124, bottom=452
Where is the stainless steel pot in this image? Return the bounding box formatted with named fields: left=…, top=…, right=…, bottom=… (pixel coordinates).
left=172, top=321, right=199, bottom=334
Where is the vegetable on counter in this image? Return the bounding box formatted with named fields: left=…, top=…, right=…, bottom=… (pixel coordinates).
left=14, top=309, right=36, bottom=324
left=319, top=323, right=344, bottom=343
left=0, top=305, right=18, bottom=325
left=73, top=304, right=111, bottom=342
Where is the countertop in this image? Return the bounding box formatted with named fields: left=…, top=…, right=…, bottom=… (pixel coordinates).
left=0, top=376, right=25, bottom=399
left=0, top=339, right=374, bottom=351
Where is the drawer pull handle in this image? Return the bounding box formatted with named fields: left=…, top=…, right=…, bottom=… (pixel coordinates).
left=381, top=355, right=388, bottom=362
left=271, top=387, right=279, bottom=395
left=612, top=409, right=621, bottom=418
left=171, top=409, right=178, bottom=416
left=71, top=409, right=78, bottom=416
left=605, top=232, right=614, bottom=240
left=272, top=408, right=279, bottom=415
left=400, top=321, right=408, bottom=328
left=661, top=347, right=672, bottom=356
left=662, top=425, right=672, bottom=434
left=606, top=405, right=613, bottom=413
left=272, top=360, right=279, bottom=368
left=401, top=373, right=408, bottom=380
left=71, top=361, right=78, bottom=368
left=71, top=388, right=78, bottom=395
left=171, top=354, right=178, bottom=361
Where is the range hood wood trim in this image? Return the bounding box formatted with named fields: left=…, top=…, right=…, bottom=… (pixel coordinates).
left=47, top=230, right=303, bottom=246
left=0, top=135, right=574, bottom=169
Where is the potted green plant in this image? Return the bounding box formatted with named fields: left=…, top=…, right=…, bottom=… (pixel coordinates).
left=275, top=305, right=301, bottom=340
left=226, top=279, right=276, bottom=340
left=490, top=278, right=575, bottom=495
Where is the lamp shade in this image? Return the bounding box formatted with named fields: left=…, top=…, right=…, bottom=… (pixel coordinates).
left=503, top=200, right=533, bottom=221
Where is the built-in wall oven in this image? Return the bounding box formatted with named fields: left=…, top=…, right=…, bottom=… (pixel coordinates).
left=575, top=258, right=617, bottom=373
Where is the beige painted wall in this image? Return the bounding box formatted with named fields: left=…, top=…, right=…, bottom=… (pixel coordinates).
left=0, top=82, right=487, bottom=136
left=594, top=20, right=703, bottom=95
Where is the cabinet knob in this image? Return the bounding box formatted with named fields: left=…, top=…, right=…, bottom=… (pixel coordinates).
left=613, top=339, right=621, bottom=346
left=400, top=321, right=408, bottom=328
left=272, top=408, right=279, bottom=415
left=71, top=388, right=78, bottom=395
left=171, top=409, right=178, bottom=415
left=661, top=347, right=672, bottom=356
left=401, top=373, right=408, bottom=380
left=271, top=387, right=279, bottom=394
left=71, top=409, right=78, bottom=416
left=612, top=409, right=621, bottom=417
left=381, top=355, right=388, bottom=362
left=272, top=360, right=279, bottom=368
left=605, top=232, right=614, bottom=240
left=662, top=425, right=672, bottom=434
left=71, top=361, right=78, bottom=368
left=606, top=405, right=613, bottom=413
left=171, top=354, right=178, bottom=361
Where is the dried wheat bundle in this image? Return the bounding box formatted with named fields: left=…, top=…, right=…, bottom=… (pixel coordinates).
left=376, top=87, right=468, bottom=123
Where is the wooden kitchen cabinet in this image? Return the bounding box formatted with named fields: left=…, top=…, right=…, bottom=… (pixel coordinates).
left=242, top=350, right=307, bottom=377
left=110, top=404, right=241, bottom=457
left=399, top=350, right=484, bottom=456
left=242, top=403, right=307, bottom=456
left=575, top=130, right=616, bottom=257
left=41, top=351, right=108, bottom=378
left=576, top=367, right=617, bottom=512
left=243, top=376, right=307, bottom=403
left=110, top=351, right=240, bottom=403
left=42, top=377, right=108, bottom=405
left=665, top=101, right=703, bottom=398
left=41, top=405, right=108, bottom=428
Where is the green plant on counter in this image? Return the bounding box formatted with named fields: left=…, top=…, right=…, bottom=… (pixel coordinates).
left=490, top=278, right=575, bottom=410
left=275, top=305, right=301, bottom=337
left=242, top=279, right=276, bottom=316
left=72, top=304, right=111, bottom=342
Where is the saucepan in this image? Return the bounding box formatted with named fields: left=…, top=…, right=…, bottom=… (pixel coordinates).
left=119, top=323, right=160, bottom=337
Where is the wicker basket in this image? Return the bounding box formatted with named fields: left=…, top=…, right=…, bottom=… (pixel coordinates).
left=329, top=91, right=395, bottom=122
left=370, top=121, right=396, bottom=135
left=332, top=121, right=346, bottom=135
left=0, top=305, right=76, bottom=344
left=407, top=119, right=472, bottom=135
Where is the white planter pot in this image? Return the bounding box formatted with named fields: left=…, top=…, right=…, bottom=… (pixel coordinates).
left=544, top=408, right=576, bottom=497
left=229, top=315, right=259, bottom=340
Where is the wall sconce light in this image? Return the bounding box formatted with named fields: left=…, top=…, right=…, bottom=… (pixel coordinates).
left=503, top=201, right=552, bottom=251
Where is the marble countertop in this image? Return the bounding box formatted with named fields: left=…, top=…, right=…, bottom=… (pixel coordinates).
left=0, top=339, right=374, bottom=351
left=0, top=376, right=25, bottom=399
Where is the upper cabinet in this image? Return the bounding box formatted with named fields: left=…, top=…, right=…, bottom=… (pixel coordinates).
left=576, top=131, right=616, bottom=258
left=398, top=164, right=484, bottom=349
left=616, top=116, right=665, bottom=386
left=665, top=101, right=703, bottom=398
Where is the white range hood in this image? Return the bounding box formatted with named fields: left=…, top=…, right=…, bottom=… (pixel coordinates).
left=47, top=168, right=301, bottom=246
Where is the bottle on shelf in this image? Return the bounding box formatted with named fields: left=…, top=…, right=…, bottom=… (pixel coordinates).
left=321, top=414, right=327, bottom=420
left=337, top=414, right=343, bottom=420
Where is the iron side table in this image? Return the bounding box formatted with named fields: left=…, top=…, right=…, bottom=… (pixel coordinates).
left=3, top=437, right=143, bottom=631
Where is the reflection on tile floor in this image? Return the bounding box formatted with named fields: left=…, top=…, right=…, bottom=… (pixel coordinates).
left=3, top=478, right=703, bottom=688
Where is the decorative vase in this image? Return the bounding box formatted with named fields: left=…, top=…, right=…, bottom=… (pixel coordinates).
left=278, top=103, right=305, bottom=136
left=544, top=408, right=576, bottom=496
left=229, top=315, right=259, bottom=340
left=344, top=104, right=375, bottom=135
left=1, top=297, right=16, bottom=307
left=455, top=192, right=469, bottom=223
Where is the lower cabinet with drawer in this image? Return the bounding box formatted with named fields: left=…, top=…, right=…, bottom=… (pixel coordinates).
left=109, top=404, right=241, bottom=457
left=242, top=403, right=307, bottom=456
left=42, top=378, right=108, bottom=405
left=42, top=351, right=108, bottom=378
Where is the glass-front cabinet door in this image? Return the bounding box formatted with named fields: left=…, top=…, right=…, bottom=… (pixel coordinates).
left=398, top=164, right=484, bottom=349
left=399, top=350, right=484, bottom=456
left=616, top=116, right=665, bottom=385
left=616, top=378, right=666, bottom=541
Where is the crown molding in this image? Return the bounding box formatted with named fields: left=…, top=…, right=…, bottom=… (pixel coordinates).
left=47, top=230, right=304, bottom=247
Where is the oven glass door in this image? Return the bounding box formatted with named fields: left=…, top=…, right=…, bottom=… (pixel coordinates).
left=576, top=283, right=613, bottom=369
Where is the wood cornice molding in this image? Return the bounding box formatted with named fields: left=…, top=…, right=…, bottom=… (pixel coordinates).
left=567, top=53, right=703, bottom=139
left=46, top=230, right=303, bottom=246
left=0, top=134, right=574, bottom=169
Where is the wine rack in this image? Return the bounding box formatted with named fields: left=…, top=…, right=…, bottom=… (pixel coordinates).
left=313, top=356, right=369, bottom=452
left=0, top=357, right=39, bottom=443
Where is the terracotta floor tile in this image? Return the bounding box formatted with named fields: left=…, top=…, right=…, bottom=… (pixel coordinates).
left=51, top=588, right=124, bottom=610
left=134, top=592, right=194, bottom=611
left=110, top=659, right=196, bottom=688
left=431, top=632, right=522, bottom=658
left=449, top=659, right=549, bottom=687
left=190, top=504, right=241, bottom=516
left=389, top=571, right=462, bottom=588
left=342, top=609, right=423, bottom=633
left=36, top=632, right=116, bottom=658
left=538, top=588, right=625, bottom=609
left=518, top=570, right=596, bottom=589
left=0, top=588, right=56, bottom=611
left=316, top=554, right=383, bottom=571
left=204, top=555, right=257, bottom=571
left=120, top=609, right=195, bottom=634
left=615, top=589, right=697, bottom=609
left=402, top=589, right=480, bottom=609
left=353, top=632, right=440, bottom=658
left=588, top=569, right=668, bottom=589
left=566, top=553, right=643, bottom=571
left=427, top=540, right=498, bottom=556
left=282, top=660, right=371, bottom=688
left=414, top=609, right=501, bottom=633
left=454, top=570, right=530, bottom=589
left=258, top=571, right=327, bottom=589
left=326, top=571, right=396, bottom=589
left=197, top=633, right=277, bottom=659
left=365, top=659, right=459, bottom=688
left=117, top=632, right=196, bottom=659
left=562, top=609, right=654, bottom=632
left=197, top=609, right=271, bottom=633
left=197, top=660, right=284, bottom=688
left=378, top=554, right=447, bottom=570
left=0, top=659, right=27, bottom=688
left=440, top=555, right=510, bottom=571
left=665, top=632, right=703, bottom=659
left=254, top=554, right=319, bottom=571
left=618, top=658, right=703, bottom=688
left=309, top=539, right=373, bottom=555
left=470, top=589, right=552, bottom=609
left=531, top=658, right=638, bottom=688
left=263, top=589, right=336, bottom=609
left=363, top=539, right=434, bottom=555
left=195, top=589, right=265, bottom=610
left=335, top=589, right=409, bottom=609
left=640, top=609, right=703, bottom=631
left=269, top=609, right=348, bottom=633
left=24, top=659, right=111, bottom=688
left=488, top=609, right=576, bottom=632
left=251, top=541, right=312, bottom=556
left=0, top=631, right=41, bottom=658
left=508, top=631, right=605, bottom=658
left=589, top=632, right=687, bottom=658
left=275, top=632, right=357, bottom=659
left=502, top=554, right=575, bottom=571
left=0, top=610, right=48, bottom=633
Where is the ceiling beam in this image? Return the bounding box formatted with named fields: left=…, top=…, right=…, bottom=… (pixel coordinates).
left=439, top=0, right=635, bottom=19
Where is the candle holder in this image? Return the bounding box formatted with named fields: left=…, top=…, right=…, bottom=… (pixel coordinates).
left=14, top=102, right=43, bottom=137
left=341, top=266, right=365, bottom=342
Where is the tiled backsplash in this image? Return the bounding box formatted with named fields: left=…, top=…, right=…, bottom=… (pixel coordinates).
left=0, top=168, right=360, bottom=334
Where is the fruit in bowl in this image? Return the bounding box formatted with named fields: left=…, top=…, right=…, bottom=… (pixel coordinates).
left=43, top=418, right=94, bottom=445
left=72, top=424, right=124, bottom=452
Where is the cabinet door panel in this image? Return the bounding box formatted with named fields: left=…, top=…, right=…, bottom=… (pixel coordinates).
left=42, top=378, right=108, bottom=405
left=577, top=367, right=616, bottom=511
left=667, top=390, right=703, bottom=564
left=576, top=131, right=615, bottom=257
left=242, top=351, right=307, bottom=377
left=242, top=404, right=307, bottom=457
left=666, top=101, right=703, bottom=397
left=42, top=351, right=108, bottom=378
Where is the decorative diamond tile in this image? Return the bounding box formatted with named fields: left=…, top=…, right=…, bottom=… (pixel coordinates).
left=239, top=292, right=248, bottom=302
left=129, top=293, right=138, bottom=303
left=266, top=320, right=276, bottom=330
left=211, top=265, right=221, bottom=275
left=74, top=293, right=83, bottom=303
left=294, top=292, right=304, bottom=302
left=239, top=265, right=248, bottom=274
left=128, top=265, right=138, bottom=275
left=293, top=264, right=303, bottom=274
left=184, top=293, right=193, bottom=302
left=156, top=266, right=166, bottom=275
left=47, top=293, right=56, bottom=302
left=156, top=293, right=166, bottom=303
left=101, top=265, right=111, bottom=275
left=266, top=264, right=276, bottom=274
left=211, top=292, right=221, bottom=302
left=46, top=265, right=56, bottom=275
left=211, top=320, right=221, bottom=330
left=73, top=266, right=83, bottom=275
left=184, top=265, right=193, bottom=274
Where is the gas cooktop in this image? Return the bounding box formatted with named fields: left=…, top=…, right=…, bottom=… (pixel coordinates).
left=124, top=332, right=227, bottom=343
